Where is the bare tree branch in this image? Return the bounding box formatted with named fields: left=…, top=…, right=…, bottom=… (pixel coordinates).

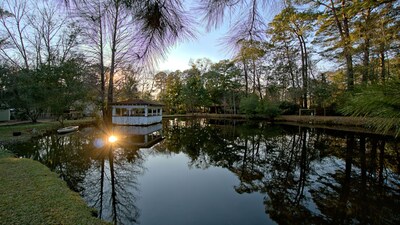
left=0, top=0, right=30, bottom=69
left=197, top=0, right=280, bottom=54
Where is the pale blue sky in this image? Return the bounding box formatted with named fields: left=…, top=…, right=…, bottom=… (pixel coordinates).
left=157, top=0, right=282, bottom=72
left=158, top=22, right=232, bottom=72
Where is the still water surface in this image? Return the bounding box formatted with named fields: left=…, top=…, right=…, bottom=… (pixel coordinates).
left=7, top=118, right=400, bottom=225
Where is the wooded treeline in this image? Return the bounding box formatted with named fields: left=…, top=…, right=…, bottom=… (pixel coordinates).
left=0, top=0, right=399, bottom=132
left=156, top=1, right=399, bottom=117
left=0, top=0, right=194, bottom=124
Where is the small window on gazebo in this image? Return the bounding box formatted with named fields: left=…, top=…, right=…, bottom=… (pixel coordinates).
left=115, top=108, right=121, bottom=116
left=130, top=108, right=145, bottom=116
left=121, top=108, right=128, bottom=116
left=130, top=109, right=137, bottom=116
left=139, top=109, right=145, bottom=116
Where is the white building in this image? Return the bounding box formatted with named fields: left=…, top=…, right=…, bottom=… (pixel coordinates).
left=111, top=99, right=163, bottom=125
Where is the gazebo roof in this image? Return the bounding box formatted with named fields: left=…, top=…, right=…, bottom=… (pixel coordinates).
left=111, top=99, right=164, bottom=107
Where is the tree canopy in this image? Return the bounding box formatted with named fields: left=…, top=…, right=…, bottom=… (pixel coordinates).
left=0, top=0, right=399, bottom=134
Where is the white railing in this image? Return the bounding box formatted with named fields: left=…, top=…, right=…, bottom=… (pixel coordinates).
left=112, top=115, right=162, bottom=125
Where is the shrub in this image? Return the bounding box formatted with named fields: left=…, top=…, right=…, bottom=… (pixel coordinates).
left=239, top=94, right=259, bottom=115
left=239, top=95, right=281, bottom=119
left=279, top=101, right=300, bottom=115
left=258, top=100, right=281, bottom=118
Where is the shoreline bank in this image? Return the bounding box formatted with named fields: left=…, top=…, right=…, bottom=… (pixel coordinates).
left=1, top=115, right=396, bottom=145
left=0, top=149, right=110, bottom=224
left=0, top=118, right=95, bottom=145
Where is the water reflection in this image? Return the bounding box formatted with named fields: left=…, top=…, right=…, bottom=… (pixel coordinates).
left=6, top=119, right=400, bottom=225
left=81, top=124, right=164, bottom=224
left=9, top=132, right=93, bottom=192
left=7, top=124, right=163, bottom=225
left=82, top=139, right=143, bottom=224
left=158, top=119, right=400, bottom=225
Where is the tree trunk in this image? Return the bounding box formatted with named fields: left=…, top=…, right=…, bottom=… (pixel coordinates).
left=256, top=69, right=262, bottom=99
left=106, top=2, right=120, bottom=124
left=361, top=8, right=371, bottom=84
left=284, top=41, right=296, bottom=88
left=98, top=4, right=106, bottom=119
left=243, top=58, right=249, bottom=96
left=297, top=35, right=307, bottom=108
left=301, top=35, right=308, bottom=109
left=362, top=38, right=370, bottom=84
left=344, top=49, right=354, bottom=90
left=380, top=48, right=386, bottom=83
left=252, top=58, right=256, bottom=94
left=342, top=0, right=354, bottom=91
left=328, top=0, right=354, bottom=91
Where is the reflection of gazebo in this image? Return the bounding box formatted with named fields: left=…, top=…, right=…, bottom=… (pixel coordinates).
left=111, top=99, right=163, bottom=125
left=114, top=123, right=163, bottom=148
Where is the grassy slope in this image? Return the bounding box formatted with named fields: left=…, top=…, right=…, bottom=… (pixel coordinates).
left=0, top=149, right=109, bottom=225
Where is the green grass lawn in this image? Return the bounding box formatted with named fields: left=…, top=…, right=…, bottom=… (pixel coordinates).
left=0, top=148, right=110, bottom=225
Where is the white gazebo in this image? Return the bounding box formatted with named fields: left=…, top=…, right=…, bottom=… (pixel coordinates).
left=111, top=99, right=163, bottom=125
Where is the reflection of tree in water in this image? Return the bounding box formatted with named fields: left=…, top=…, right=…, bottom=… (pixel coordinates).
left=160, top=119, right=400, bottom=224
left=81, top=133, right=145, bottom=225
left=310, top=136, right=400, bottom=225
left=262, top=128, right=323, bottom=225
left=6, top=132, right=94, bottom=192
left=159, top=119, right=244, bottom=169
left=7, top=128, right=145, bottom=225
left=8, top=120, right=400, bottom=224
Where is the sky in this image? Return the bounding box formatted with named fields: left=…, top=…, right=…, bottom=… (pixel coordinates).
left=157, top=0, right=234, bottom=72
left=157, top=1, right=282, bottom=72
left=158, top=24, right=232, bottom=72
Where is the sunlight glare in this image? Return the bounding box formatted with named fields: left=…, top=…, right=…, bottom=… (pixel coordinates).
left=108, top=135, right=118, bottom=143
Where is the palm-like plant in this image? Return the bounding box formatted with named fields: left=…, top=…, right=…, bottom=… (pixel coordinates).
left=341, top=79, right=400, bottom=136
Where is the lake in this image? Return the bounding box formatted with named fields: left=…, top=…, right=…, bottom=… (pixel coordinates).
left=7, top=118, right=400, bottom=225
